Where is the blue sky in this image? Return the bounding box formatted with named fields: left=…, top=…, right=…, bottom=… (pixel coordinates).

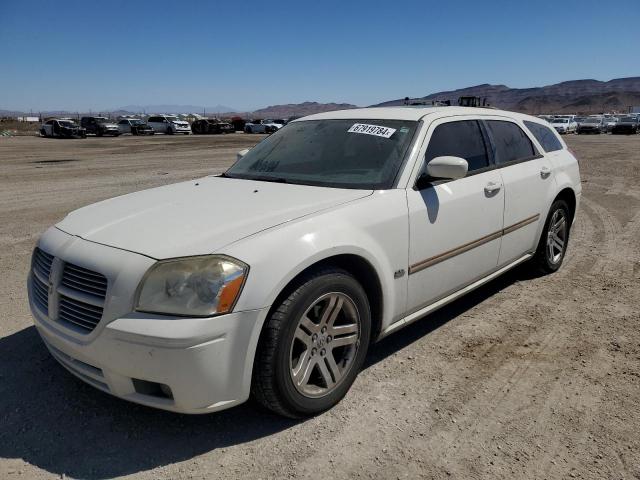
left=1, top=0, right=639, bottom=112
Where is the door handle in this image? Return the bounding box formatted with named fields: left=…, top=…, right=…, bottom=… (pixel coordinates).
left=540, top=166, right=551, bottom=179
left=484, top=182, right=502, bottom=195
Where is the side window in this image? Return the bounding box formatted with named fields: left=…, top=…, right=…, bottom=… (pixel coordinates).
left=485, top=120, right=536, bottom=164
left=118, top=120, right=128, bottom=125
left=147, top=117, right=157, bottom=123
left=523, top=121, right=563, bottom=152
left=424, top=120, right=490, bottom=173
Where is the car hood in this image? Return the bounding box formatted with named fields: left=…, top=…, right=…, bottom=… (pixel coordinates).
left=171, top=121, right=189, bottom=126
left=56, top=176, right=372, bottom=259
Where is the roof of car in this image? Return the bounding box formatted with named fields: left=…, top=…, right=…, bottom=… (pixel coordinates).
left=298, top=106, right=544, bottom=123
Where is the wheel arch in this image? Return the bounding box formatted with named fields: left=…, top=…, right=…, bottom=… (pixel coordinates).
left=554, top=187, right=577, bottom=223
left=264, top=253, right=385, bottom=343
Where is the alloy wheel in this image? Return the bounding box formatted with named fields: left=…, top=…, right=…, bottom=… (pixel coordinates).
left=289, top=292, right=361, bottom=398
left=547, top=209, right=567, bottom=264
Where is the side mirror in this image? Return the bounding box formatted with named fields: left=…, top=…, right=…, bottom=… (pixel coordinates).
left=426, top=156, right=468, bottom=180
left=237, top=148, right=251, bottom=161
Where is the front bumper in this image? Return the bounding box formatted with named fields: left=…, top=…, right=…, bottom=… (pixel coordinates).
left=28, top=228, right=268, bottom=414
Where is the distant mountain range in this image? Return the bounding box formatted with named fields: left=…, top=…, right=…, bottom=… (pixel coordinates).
left=249, top=101, right=358, bottom=119
left=116, top=104, right=237, bottom=114
left=373, top=77, right=640, bottom=114
left=3, top=77, right=639, bottom=119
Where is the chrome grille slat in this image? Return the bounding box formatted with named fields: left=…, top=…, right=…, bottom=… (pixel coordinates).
left=60, top=296, right=103, bottom=316
left=57, top=285, right=105, bottom=308
left=32, top=248, right=54, bottom=280
left=58, top=306, right=100, bottom=329
left=61, top=277, right=107, bottom=297
left=61, top=269, right=107, bottom=288
left=32, top=277, right=49, bottom=312
left=64, top=264, right=107, bottom=282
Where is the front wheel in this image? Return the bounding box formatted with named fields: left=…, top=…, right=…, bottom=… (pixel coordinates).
left=252, top=268, right=371, bottom=418
left=530, top=199, right=570, bottom=274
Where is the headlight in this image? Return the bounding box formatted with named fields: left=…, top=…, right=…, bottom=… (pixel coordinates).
left=135, top=255, right=248, bottom=317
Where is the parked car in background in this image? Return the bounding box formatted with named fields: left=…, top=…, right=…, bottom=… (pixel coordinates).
left=28, top=106, right=580, bottom=418
left=610, top=116, right=639, bottom=134
left=604, top=117, right=618, bottom=133
left=230, top=117, right=246, bottom=132
left=573, top=116, right=586, bottom=129
left=244, top=119, right=278, bottom=134
left=576, top=117, right=605, bottom=134
left=191, top=118, right=235, bottom=134
left=80, top=116, right=120, bottom=136
left=262, top=119, right=286, bottom=130
left=549, top=117, right=577, bottom=134
left=40, top=119, right=87, bottom=138
left=117, top=118, right=154, bottom=135
left=147, top=115, right=191, bottom=134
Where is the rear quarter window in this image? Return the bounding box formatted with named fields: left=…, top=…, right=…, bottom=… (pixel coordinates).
left=523, top=121, right=563, bottom=153
left=485, top=120, right=537, bottom=165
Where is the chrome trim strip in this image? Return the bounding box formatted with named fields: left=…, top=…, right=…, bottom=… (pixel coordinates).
left=502, top=213, right=540, bottom=235
left=408, top=214, right=540, bottom=275
left=380, top=254, right=533, bottom=339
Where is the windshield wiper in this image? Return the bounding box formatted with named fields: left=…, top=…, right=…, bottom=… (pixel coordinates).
left=248, top=175, right=290, bottom=184
left=220, top=172, right=291, bottom=184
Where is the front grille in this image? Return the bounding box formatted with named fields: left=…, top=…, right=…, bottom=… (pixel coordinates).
left=32, top=247, right=54, bottom=280
left=30, top=248, right=108, bottom=334
left=62, top=262, right=108, bottom=298
left=31, top=274, right=49, bottom=313
left=59, top=294, right=104, bottom=332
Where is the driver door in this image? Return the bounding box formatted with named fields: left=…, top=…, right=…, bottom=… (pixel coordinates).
left=406, top=117, right=504, bottom=314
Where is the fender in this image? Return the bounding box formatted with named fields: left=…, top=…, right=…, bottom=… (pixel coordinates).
left=223, top=189, right=409, bottom=329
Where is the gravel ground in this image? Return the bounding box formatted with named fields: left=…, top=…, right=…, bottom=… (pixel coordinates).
left=0, top=133, right=638, bottom=480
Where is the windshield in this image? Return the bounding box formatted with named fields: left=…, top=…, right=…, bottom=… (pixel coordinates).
left=618, top=116, right=634, bottom=122
left=552, top=119, right=568, bottom=123
left=225, top=119, right=418, bottom=189
left=131, top=119, right=144, bottom=125
left=95, top=117, right=109, bottom=123
left=59, top=121, right=75, bottom=127
left=584, top=118, right=601, bottom=124
left=166, top=116, right=179, bottom=122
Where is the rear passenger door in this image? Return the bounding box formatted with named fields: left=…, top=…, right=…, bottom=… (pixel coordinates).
left=406, top=117, right=505, bottom=314
left=483, top=119, right=555, bottom=266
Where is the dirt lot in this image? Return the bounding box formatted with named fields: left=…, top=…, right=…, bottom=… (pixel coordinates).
left=0, top=133, right=639, bottom=480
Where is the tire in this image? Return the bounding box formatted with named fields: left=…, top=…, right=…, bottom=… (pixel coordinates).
left=530, top=199, right=571, bottom=274
left=96, top=130, right=103, bottom=137
left=40, top=129, right=47, bottom=138
left=252, top=267, right=371, bottom=418
left=246, top=126, right=253, bottom=134
left=167, top=128, right=174, bottom=135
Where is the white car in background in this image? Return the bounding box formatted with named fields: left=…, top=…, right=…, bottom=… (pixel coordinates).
left=28, top=106, right=580, bottom=418
left=549, top=117, right=577, bottom=134
left=147, top=115, right=191, bottom=134
left=244, top=120, right=279, bottom=134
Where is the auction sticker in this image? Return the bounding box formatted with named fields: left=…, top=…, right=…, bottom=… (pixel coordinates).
left=347, top=123, right=396, bottom=138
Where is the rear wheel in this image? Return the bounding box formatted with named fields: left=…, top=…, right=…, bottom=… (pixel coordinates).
left=252, top=268, right=371, bottom=418
left=530, top=199, right=570, bottom=274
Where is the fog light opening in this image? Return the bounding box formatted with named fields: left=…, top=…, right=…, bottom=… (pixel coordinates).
left=132, top=378, right=174, bottom=400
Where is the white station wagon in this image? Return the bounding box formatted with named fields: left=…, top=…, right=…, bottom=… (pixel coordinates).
left=28, top=106, right=581, bottom=417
